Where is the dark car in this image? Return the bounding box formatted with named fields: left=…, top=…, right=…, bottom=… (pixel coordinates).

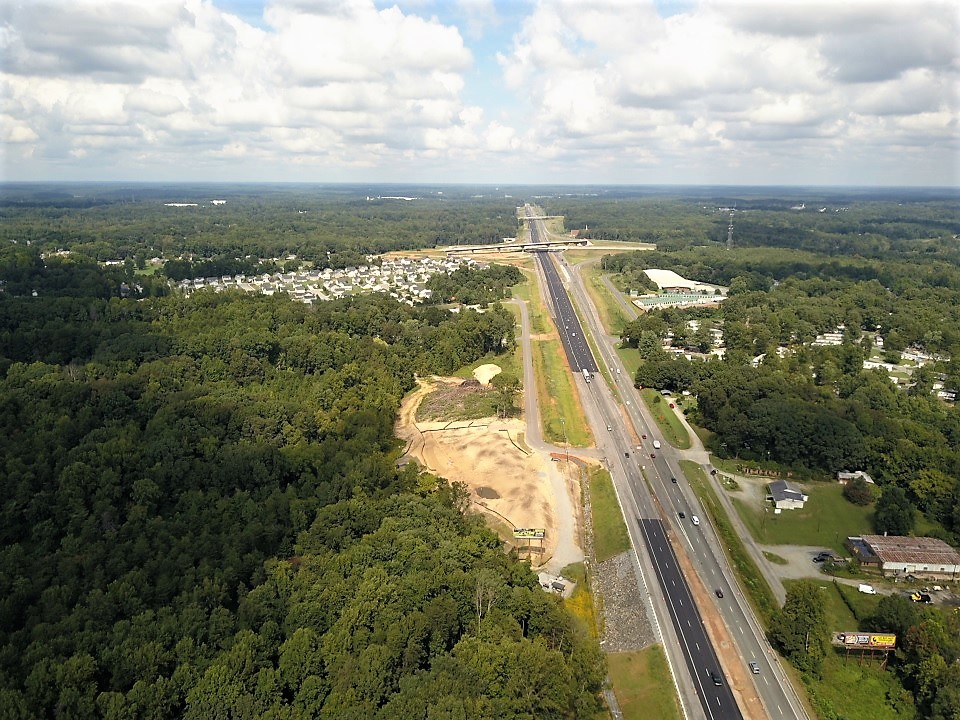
left=678, top=512, right=685, bottom=519
left=715, top=589, right=723, bottom=598
left=650, top=453, right=656, bottom=458
left=642, top=434, right=647, bottom=439
left=671, top=477, right=677, bottom=483
left=709, top=670, right=722, bottom=686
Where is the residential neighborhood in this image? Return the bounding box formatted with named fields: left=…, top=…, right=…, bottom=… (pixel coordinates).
left=172, top=255, right=486, bottom=306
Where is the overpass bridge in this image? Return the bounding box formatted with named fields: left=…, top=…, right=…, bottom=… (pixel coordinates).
left=445, top=238, right=589, bottom=254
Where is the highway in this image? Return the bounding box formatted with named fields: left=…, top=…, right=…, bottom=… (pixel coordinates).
left=552, top=237, right=808, bottom=719
left=524, top=209, right=742, bottom=719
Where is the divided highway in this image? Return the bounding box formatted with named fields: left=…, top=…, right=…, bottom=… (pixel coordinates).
left=524, top=210, right=743, bottom=720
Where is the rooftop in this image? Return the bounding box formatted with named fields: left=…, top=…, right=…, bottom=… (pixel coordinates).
left=861, top=535, right=960, bottom=566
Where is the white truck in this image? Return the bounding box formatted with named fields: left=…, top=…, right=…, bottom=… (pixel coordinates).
left=652, top=440, right=661, bottom=449
left=581, top=368, right=591, bottom=383
left=858, top=584, right=877, bottom=594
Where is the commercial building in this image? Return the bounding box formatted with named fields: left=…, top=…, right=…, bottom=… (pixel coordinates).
left=847, top=535, right=960, bottom=580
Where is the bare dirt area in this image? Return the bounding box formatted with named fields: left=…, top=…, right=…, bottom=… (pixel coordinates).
left=397, top=376, right=571, bottom=568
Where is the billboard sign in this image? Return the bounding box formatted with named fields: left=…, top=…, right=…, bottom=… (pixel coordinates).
left=836, top=632, right=896, bottom=649
left=513, top=528, right=545, bottom=539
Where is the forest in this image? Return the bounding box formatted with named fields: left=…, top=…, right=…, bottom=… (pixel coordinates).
left=0, top=248, right=604, bottom=718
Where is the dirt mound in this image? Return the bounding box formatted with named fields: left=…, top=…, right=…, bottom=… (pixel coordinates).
left=473, top=363, right=502, bottom=385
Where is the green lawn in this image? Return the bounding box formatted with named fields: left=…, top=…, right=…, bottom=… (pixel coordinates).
left=589, top=467, right=631, bottom=562
left=615, top=346, right=641, bottom=378
left=607, top=646, right=681, bottom=720
left=733, top=483, right=875, bottom=554
left=640, top=388, right=691, bottom=450
left=511, top=272, right=550, bottom=335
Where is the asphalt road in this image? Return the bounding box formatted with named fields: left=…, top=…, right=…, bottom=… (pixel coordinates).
left=560, top=254, right=808, bottom=719
left=524, top=210, right=741, bottom=719
left=639, top=518, right=741, bottom=719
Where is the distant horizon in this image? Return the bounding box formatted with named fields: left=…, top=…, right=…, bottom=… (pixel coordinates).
left=2, top=180, right=958, bottom=191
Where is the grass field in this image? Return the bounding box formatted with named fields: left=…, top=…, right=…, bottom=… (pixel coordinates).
left=589, top=466, right=631, bottom=562
left=607, top=646, right=682, bottom=720
left=615, top=346, right=642, bottom=378
left=682, top=460, right=780, bottom=625
left=733, top=483, right=875, bottom=554
left=640, top=388, right=691, bottom=450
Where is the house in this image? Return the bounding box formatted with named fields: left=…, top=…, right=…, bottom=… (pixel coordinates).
left=768, top=479, right=808, bottom=510
left=837, top=471, right=875, bottom=485
left=847, top=535, right=960, bottom=580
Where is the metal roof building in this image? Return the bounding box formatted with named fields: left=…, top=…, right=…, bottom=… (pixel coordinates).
left=850, top=535, right=960, bottom=580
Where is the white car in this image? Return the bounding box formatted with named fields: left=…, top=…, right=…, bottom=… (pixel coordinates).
left=691, top=515, right=700, bottom=526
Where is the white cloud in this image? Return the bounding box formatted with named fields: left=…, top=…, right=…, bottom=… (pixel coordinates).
left=0, top=0, right=956, bottom=184
left=493, top=0, right=958, bottom=184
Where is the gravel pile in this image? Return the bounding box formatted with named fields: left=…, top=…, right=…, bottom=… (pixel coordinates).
left=594, top=551, right=658, bottom=652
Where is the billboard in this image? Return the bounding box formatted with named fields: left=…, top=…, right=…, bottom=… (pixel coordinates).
left=513, top=528, right=545, bottom=539
left=836, top=632, right=896, bottom=649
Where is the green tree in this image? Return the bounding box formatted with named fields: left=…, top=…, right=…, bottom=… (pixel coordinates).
left=875, top=486, right=916, bottom=535
left=768, top=581, right=827, bottom=675
left=842, top=477, right=875, bottom=506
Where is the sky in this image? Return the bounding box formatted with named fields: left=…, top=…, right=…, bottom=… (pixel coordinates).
left=1, top=0, right=958, bottom=186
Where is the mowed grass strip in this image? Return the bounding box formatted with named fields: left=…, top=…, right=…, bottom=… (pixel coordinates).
left=582, top=264, right=630, bottom=336
left=512, top=272, right=550, bottom=335
left=589, top=467, right=631, bottom=562
left=607, top=647, right=682, bottom=720
left=733, top=482, right=875, bottom=555
left=681, top=460, right=779, bottom=625
left=640, top=389, right=691, bottom=450
left=533, top=337, right=592, bottom=447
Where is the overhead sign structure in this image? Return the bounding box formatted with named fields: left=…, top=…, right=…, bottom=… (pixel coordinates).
left=513, top=528, right=546, bottom=539
left=836, top=632, right=896, bottom=649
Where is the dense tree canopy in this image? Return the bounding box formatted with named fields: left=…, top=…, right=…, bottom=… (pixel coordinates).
left=0, top=255, right=601, bottom=718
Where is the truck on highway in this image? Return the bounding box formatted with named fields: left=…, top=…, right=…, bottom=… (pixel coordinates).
left=652, top=440, right=661, bottom=449
left=581, top=368, right=591, bottom=383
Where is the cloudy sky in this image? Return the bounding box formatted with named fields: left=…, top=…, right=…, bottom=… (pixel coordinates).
left=2, top=0, right=957, bottom=185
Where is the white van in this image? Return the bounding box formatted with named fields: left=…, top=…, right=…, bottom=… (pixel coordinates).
left=691, top=515, right=700, bottom=526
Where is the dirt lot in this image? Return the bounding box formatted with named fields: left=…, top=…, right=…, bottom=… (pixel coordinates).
left=396, top=374, right=570, bottom=567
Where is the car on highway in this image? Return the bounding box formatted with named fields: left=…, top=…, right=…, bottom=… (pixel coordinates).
left=708, top=670, right=722, bottom=686
left=641, top=434, right=647, bottom=439
left=749, top=661, right=760, bottom=675
left=650, top=453, right=656, bottom=458
left=671, top=477, right=677, bottom=483
left=678, top=511, right=685, bottom=519
left=606, top=425, right=612, bottom=431
left=715, top=589, right=723, bottom=598
left=691, top=515, right=700, bottom=526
